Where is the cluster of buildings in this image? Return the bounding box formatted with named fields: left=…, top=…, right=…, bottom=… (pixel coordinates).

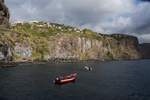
left=11, top=21, right=83, bottom=33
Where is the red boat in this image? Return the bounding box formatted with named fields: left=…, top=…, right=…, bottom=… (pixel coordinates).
left=54, top=73, right=77, bottom=85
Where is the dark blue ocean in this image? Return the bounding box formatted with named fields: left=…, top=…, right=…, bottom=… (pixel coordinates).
left=0, top=60, right=150, bottom=100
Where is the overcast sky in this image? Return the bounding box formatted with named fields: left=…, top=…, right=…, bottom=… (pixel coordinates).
left=5, top=0, right=150, bottom=43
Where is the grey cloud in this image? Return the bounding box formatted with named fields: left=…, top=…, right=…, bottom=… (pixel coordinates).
left=119, top=3, right=150, bottom=34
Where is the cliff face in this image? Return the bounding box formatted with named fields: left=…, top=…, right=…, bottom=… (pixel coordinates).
left=0, top=29, right=141, bottom=62
left=0, top=0, right=9, bottom=28
left=46, top=34, right=141, bottom=61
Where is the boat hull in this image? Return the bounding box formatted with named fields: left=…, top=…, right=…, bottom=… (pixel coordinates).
left=54, top=73, right=77, bottom=85
left=55, top=77, right=76, bottom=85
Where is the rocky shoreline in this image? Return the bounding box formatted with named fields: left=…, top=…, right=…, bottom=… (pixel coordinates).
left=1, top=58, right=149, bottom=68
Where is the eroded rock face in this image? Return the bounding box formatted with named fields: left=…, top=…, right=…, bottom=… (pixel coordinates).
left=0, top=33, right=142, bottom=62
left=0, top=43, right=13, bottom=61
left=0, top=0, right=9, bottom=28
left=14, top=43, right=32, bottom=60
left=47, top=34, right=141, bottom=61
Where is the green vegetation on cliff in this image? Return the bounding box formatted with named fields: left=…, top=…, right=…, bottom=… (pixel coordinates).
left=11, top=22, right=101, bottom=39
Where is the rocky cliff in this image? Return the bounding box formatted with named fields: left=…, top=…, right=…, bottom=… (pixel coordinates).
left=0, top=22, right=142, bottom=62
left=46, top=34, right=141, bottom=61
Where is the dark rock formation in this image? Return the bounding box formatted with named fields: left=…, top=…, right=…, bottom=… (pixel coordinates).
left=139, top=43, right=150, bottom=59
left=0, top=0, right=9, bottom=28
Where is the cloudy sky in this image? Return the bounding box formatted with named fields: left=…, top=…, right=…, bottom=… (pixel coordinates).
left=5, top=0, right=150, bottom=43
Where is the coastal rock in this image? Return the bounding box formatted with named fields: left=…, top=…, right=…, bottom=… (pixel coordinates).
left=14, top=42, right=32, bottom=61
left=0, top=32, right=142, bottom=62
left=0, top=43, right=13, bottom=61
left=47, top=34, right=141, bottom=61
left=0, top=21, right=142, bottom=62
left=0, top=0, right=9, bottom=28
